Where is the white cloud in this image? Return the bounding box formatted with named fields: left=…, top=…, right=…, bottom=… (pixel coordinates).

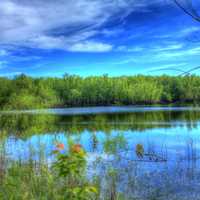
left=116, top=43, right=183, bottom=53
left=96, top=57, right=136, bottom=66
left=153, top=44, right=184, bottom=51
left=116, top=45, right=144, bottom=52
left=0, top=60, right=8, bottom=69
left=68, top=41, right=113, bottom=52
left=0, top=49, right=9, bottom=56
left=25, top=35, right=113, bottom=52
left=111, top=57, right=136, bottom=65
left=157, top=26, right=200, bottom=40
left=28, top=36, right=67, bottom=50
left=0, top=71, right=22, bottom=77
left=151, top=46, right=200, bottom=62
left=179, top=26, right=200, bottom=36
left=0, top=0, right=149, bottom=52
left=148, top=63, right=188, bottom=71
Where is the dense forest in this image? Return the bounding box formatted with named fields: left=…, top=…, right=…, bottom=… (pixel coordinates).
left=1, top=74, right=200, bottom=110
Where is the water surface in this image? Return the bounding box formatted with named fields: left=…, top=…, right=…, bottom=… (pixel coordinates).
left=1, top=106, right=200, bottom=199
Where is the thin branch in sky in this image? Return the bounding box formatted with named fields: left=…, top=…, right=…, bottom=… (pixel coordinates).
left=148, top=67, right=190, bottom=75
left=174, top=0, right=200, bottom=22
left=179, top=66, right=200, bottom=76
left=149, top=66, right=200, bottom=76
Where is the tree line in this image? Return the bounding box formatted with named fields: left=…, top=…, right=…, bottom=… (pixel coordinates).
left=1, top=74, right=200, bottom=110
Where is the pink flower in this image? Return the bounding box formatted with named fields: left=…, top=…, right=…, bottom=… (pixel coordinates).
left=56, top=143, right=65, bottom=150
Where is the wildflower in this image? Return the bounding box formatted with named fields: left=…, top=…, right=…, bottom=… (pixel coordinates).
left=71, top=144, right=82, bottom=153
left=56, top=143, right=65, bottom=150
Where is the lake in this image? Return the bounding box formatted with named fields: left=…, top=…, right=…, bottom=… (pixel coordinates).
left=1, top=106, right=200, bottom=199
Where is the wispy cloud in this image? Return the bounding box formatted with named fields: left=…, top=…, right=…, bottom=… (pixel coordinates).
left=0, top=0, right=153, bottom=52
left=95, top=56, right=136, bottom=67
left=0, top=61, right=8, bottom=69
left=0, top=49, right=9, bottom=56
left=110, top=57, right=136, bottom=65
left=179, top=26, right=200, bottom=37
left=148, top=62, right=188, bottom=72
left=154, top=26, right=200, bottom=40
left=0, top=71, right=22, bottom=77
left=154, top=46, right=200, bottom=61
left=116, top=45, right=144, bottom=52
left=0, top=0, right=199, bottom=76
left=152, top=43, right=184, bottom=51
left=67, top=41, right=113, bottom=52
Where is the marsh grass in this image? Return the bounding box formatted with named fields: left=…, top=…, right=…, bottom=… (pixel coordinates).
left=1, top=132, right=200, bottom=200
left=1, top=147, right=200, bottom=200
left=0, top=143, right=99, bottom=200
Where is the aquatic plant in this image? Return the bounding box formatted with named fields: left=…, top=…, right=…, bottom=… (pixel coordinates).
left=136, top=144, right=144, bottom=158
left=53, top=142, right=98, bottom=200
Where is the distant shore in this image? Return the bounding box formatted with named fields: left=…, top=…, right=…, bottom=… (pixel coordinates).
left=1, top=74, right=200, bottom=110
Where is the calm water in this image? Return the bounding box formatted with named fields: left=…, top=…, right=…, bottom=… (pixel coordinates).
left=1, top=106, right=200, bottom=199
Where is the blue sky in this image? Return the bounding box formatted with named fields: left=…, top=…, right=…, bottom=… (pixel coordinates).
left=0, top=0, right=200, bottom=77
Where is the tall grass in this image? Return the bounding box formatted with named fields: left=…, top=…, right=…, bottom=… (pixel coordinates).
left=1, top=137, right=200, bottom=200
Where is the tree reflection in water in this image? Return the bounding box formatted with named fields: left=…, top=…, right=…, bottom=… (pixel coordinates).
left=1, top=108, right=200, bottom=199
